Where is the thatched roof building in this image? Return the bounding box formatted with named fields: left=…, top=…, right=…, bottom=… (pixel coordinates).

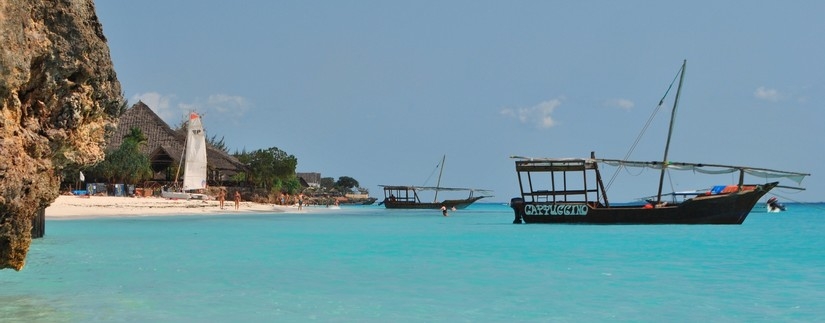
left=108, top=101, right=247, bottom=184
left=297, top=172, right=321, bottom=188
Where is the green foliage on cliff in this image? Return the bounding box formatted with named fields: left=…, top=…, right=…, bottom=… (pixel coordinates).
left=320, top=177, right=335, bottom=189
left=319, top=176, right=365, bottom=195
left=335, top=176, right=360, bottom=192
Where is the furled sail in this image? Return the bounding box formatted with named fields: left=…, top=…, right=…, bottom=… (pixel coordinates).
left=182, top=112, right=208, bottom=190
left=597, top=158, right=809, bottom=185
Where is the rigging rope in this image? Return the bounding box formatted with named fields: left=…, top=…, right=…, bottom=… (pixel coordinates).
left=421, top=160, right=442, bottom=187
left=605, top=66, right=684, bottom=191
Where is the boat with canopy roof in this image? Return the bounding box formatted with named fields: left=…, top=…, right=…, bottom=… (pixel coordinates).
left=379, top=185, right=491, bottom=209
left=379, top=155, right=492, bottom=209
left=509, top=60, right=809, bottom=224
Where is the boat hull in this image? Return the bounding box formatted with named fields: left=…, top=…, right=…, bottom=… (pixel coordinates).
left=511, top=182, right=776, bottom=225
left=161, top=190, right=191, bottom=199
left=383, top=196, right=484, bottom=210
left=339, top=197, right=378, bottom=205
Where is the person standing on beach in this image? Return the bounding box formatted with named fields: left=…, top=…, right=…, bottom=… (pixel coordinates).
left=218, top=189, right=226, bottom=209
left=234, top=191, right=241, bottom=210
left=298, top=194, right=304, bottom=211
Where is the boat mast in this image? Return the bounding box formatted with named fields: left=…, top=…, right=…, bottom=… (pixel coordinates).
left=173, top=116, right=190, bottom=188
left=433, top=154, right=446, bottom=203
left=656, top=60, right=686, bottom=205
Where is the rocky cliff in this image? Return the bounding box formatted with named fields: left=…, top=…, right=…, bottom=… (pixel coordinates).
left=0, top=0, right=123, bottom=270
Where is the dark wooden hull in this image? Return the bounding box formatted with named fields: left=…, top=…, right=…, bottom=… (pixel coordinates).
left=338, top=197, right=378, bottom=205
left=511, top=182, right=776, bottom=225
left=383, top=196, right=485, bottom=210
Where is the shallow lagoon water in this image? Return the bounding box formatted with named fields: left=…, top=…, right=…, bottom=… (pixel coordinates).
left=2, top=203, right=824, bottom=322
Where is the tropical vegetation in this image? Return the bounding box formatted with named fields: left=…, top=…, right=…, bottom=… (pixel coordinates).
left=61, top=121, right=365, bottom=199
left=83, top=127, right=153, bottom=185
left=232, top=147, right=301, bottom=194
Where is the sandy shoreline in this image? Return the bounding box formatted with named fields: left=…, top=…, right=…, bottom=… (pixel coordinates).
left=45, top=195, right=327, bottom=219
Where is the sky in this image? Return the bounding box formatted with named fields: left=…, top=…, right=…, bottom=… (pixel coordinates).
left=95, top=1, right=823, bottom=203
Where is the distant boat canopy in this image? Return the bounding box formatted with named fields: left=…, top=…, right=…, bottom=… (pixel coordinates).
left=379, top=185, right=493, bottom=194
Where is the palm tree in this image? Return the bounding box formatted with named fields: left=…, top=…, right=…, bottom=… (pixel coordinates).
left=123, top=127, right=148, bottom=146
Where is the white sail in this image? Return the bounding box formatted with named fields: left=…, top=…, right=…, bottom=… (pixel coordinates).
left=182, top=112, right=207, bottom=191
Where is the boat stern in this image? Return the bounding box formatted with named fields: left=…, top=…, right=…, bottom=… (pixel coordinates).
left=510, top=197, right=524, bottom=224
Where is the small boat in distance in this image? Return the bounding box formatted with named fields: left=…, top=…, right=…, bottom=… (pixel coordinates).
left=766, top=197, right=786, bottom=212
left=379, top=185, right=490, bottom=209
left=379, top=155, right=492, bottom=209
left=162, top=112, right=208, bottom=200
left=509, top=60, right=809, bottom=224
left=339, top=197, right=378, bottom=205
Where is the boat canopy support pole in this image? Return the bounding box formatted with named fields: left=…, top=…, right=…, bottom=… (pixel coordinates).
left=738, top=169, right=745, bottom=191
left=592, top=151, right=610, bottom=207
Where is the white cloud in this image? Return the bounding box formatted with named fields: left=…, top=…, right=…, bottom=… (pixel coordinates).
left=206, top=94, right=250, bottom=115
left=605, top=98, right=635, bottom=110
left=501, top=98, right=562, bottom=129
left=754, top=86, right=780, bottom=102
left=131, top=92, right=176, bottom=121
left=178, top=102, right=198, bottom=112
left=131, top=92, right=251, bottom=126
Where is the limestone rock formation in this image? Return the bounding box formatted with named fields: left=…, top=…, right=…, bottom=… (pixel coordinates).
left=0, top=0, right=123, bottom=270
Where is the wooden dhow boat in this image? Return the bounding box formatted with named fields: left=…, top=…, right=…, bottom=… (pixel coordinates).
left=509, top=61, right=809, bottom=224
left=510, top=155, right=807, bottom=224
left=379, top=185, right=490, bottom=210
left=380, top=155, right=492, bottom=209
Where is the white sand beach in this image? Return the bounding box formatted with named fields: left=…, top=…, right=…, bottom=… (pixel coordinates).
left=45, top=195, right=318, bottom=219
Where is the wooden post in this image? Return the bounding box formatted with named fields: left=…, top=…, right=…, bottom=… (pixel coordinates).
left=31, top=207, right=45, bottom=239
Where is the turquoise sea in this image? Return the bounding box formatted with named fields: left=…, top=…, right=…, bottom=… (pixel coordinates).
left=2, top=202, right=824, bottom=322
